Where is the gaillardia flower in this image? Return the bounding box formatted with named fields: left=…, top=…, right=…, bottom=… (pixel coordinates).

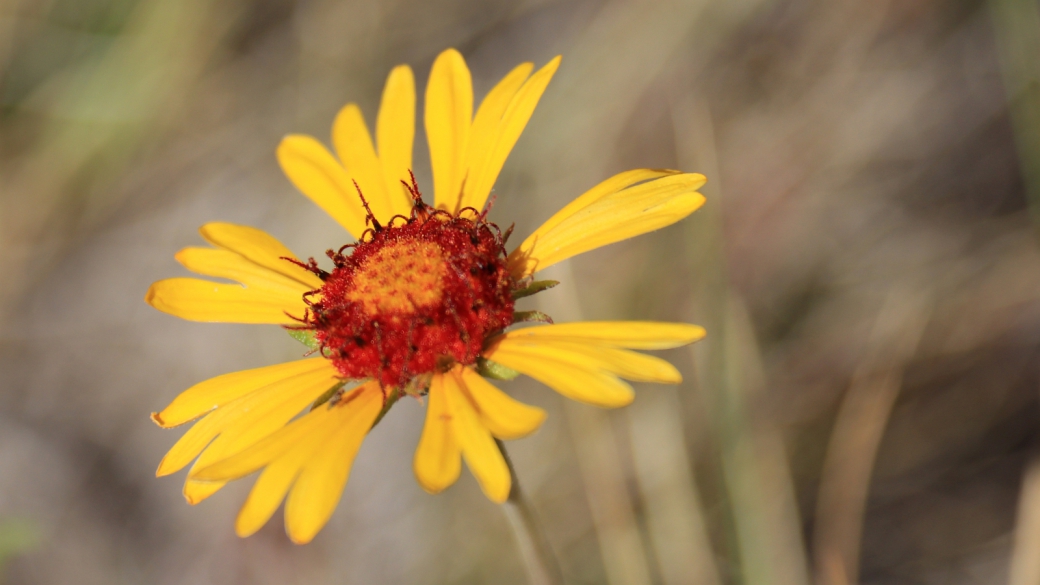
left=147, top=49, right=707, bottom=544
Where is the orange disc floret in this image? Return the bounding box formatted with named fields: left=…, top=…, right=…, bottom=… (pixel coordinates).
left=298, top=195, right=516, bottom=388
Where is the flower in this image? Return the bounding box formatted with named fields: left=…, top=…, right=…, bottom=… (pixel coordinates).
left=146, top=48, right=707, bottom=544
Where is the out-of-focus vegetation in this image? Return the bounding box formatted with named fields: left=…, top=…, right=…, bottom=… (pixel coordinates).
left=2, top=0, right=1039, bottom=584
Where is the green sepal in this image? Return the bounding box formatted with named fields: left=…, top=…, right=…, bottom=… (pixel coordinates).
left=512, top=310, right=554, bottom=325
left=511, top=280, right=559, bottom=300
left=477, top=357, right=520, bottom=381
left=370, top=387, right=402, bottom=430
left=287, top=329, right=319, bottom=350
left=310, top=380, right=347, bottom=411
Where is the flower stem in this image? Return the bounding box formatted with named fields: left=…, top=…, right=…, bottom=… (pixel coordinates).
left=496, top=439, right=566, bottom=585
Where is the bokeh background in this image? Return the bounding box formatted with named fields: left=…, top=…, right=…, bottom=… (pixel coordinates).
left=3, top=0, right=1040, bottom=583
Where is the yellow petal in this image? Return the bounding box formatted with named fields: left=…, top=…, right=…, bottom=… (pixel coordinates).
left=179, top=371, right=341, bottom=504
left=189, top=394, right=336, bottom=482
left=183, top=479, right=224, bottom=505
left=485, top=343, right=635, bottom=408
left=508, top=172, right=706, bottom=277
left=145, top=277, right=304, bottom=324
left=491, top=338, right=681, bottom=384
left=152, top=358, right=334, bottom=428
left=458, top=366, right=545, bottom=440
left=332, top=103, right=394, bottom=224
left=277, top=134, right=369, bottom=238
left=460, top=61, right=534, bottom=210
left=445, top=368, right=511, bottom=503
left=198, top=222, right=324, bottom=290
left=463, top=57, right=560, bottom=212
left=235, top=401, right=346, bottom=537
left=235, top=449, right=313, bottom=538
left=521, top=169, right=679, bottom=238
left=498, top=321, right=706, bottom=350
left=175, top=248, right=314, bottom=297
left=284, top=382, right=383, bottom=544
left=413, top=373, right=462, bottom=493
left=157, top=365, right=340, bottom=477
left=425, top=48, right=472, bottom=213
left=376, top=65, right=417, bottom=218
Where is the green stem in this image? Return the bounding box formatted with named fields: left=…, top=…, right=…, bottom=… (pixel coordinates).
left=496, top=439, right=566, bottom=585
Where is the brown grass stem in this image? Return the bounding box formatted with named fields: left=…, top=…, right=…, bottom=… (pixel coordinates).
left=812, top=289, right=930, bottom=585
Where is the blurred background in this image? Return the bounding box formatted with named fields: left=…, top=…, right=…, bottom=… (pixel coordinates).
left=2, top=0, right=1040, bottom=583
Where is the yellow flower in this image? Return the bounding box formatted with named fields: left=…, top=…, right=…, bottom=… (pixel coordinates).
left=146, top=48, right=707, bottom=544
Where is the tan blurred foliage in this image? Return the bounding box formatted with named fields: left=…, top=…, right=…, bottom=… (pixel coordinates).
left=2, top=0, right=1039, bottom=584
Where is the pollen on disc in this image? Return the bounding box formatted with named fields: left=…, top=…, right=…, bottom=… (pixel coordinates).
left=346, top=241, right=449, bottom=315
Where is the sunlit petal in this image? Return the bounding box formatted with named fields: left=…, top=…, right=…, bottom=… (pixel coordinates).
left=461, top=61, right=533, bottom=210
left=413, top=373, right=462, bottom=493
left=458, top=366, right=545, bottom=440
left=284, top=382, right=383, bottom=544
left=157, top=365, right=338, bottom=477
left=377, top=65, right=417, bottom=217
left=509, top=172, right=705, bottom=277
left=446, top=368, right=511, bottom=503
left=425, top=48, right=472, bottom=213
left=197, top=222, right=323, bottom=289
left=463, top=57, right=560, bottom=211
left=175, top=248, right=313, bottom=296
left=152, top=359, right=334, bottom=428
left=145, top=277, right=304, bottom=324
left=497, top=321, right=706, bottom=350
left=277, top=134, right=369, bottom=238
left=485, top=343, right=635, bottom=408
left=332, top=104, right=393, bottom=224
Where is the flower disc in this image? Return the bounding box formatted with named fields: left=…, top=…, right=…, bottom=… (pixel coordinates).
left=305, top=208, right=515, bottom=387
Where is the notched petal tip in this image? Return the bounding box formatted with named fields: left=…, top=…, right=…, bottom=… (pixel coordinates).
left=143, top=283, right=158, bottom=306
left=183, top=492, right=206, bottom=506
left=150, top=411, right=169, bottom=428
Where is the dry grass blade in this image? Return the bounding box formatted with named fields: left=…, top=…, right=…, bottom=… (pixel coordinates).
left=812, top=288, right=931, bottom=585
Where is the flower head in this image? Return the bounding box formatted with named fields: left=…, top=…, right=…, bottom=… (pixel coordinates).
left=146, top=48, right=707, bottom=544
left=299, top=179, right=516, bottom=388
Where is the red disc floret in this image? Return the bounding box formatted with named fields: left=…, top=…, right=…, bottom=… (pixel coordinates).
left=297, top=197, right=515, bottom=388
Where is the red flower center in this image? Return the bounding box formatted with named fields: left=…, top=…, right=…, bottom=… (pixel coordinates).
left=298, top=189, right=516, bottom=388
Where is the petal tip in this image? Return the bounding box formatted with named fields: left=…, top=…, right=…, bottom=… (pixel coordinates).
left=288, top=533, right=314, bottom=545
left=172, top=249, right=189, bottom=266
left=488, top=486, right=510, bottom=504
left=686, top=325, right=708, bottom=343
left=143, top=283, right=158, bottom=307
left=286, top=520, right=319, bottom=545
left=437, top=47, right=464, bottom=61
left=234, top=525, right=256, bottom=539
left=156, top=454, right=181, bottom=477
left=150, top=411, right=168, bottom=427
left=414, top=472, right=450, bottom=495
